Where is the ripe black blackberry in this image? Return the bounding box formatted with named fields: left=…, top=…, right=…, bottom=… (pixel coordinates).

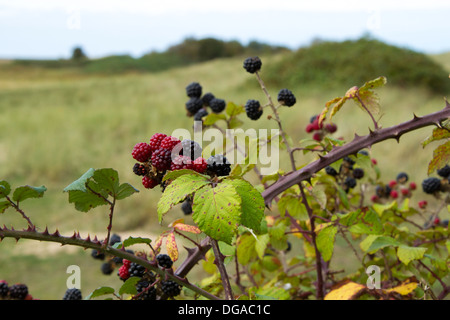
left=344, top=177, right=357, bottom=189
left=396, top=172, right=409, bottom=184
left=91, top=249, right=105, bottom=260
left=194, top=108, right=208, bottom=121
left=206, top=155, right=231, bottom=177
left=9, top=284, right=28, bottom=300
left=422, top=177, right=442, bottom=194
left=161, top=280, right=181, bottom=298
left=352, top=168, right=365, bottom=179
left=109, top=234, right=121, bottom=246
left=128, top=262, right=147, bottom=278
left=151, top=148, right=173, bottom=171
left=133, top=163, right=148, bottom=176
left=325, top=166, right=338, bottom=177
left=186, top=97, right=203, bottom=115
left=136, top=280, right=157, bottom=300
left=185, top=82, right=202, bottom=98
left=209, top=98, right=226, bottom=113
left=101, top=262, right=114, bottom=275
left=277, top=89, right=296, bottom=107
left=63, top=288, right=82, bottom=300
left=343, top=156, right=356, bottom=166
left=375, top=185, right=391, bottom=198
left=181, top=199, right=192, bottom=215
left=0, top=281, right=9, bottom=298
left=243, top=56, right=262, bottom=74
left=181, top=139, right=203, bottom=160
left=201, top=92, right=215, bottom=106
left=156, top=254, right=173, bottom=269
left=245, top=99, right=263, bottom=120
left=437, top=164, right=450, bottom=178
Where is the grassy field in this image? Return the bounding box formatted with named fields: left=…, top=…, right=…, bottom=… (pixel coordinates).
left=0, top=52, right=449, bottom=299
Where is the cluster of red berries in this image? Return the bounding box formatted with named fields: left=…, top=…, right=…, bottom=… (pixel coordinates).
left=306, top=115, right=338, bottom=142
left=0, top=280, right=35, bottom=300
left=132, top=133, right=208, bottom=189
left=371, top=172, right=417, bottom=203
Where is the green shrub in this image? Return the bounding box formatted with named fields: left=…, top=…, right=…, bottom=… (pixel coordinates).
left=265, top=38, right=450, bottom=94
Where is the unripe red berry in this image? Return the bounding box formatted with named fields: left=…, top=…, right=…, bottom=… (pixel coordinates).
left=312, top=132, right=322, bottom=142
left=390, top=190, right=398, bottom=199
left=409, top=182, right=417, bottom=190
left=388, top=180, right=397, bottom=188
left=418, top=200, right=427, bottom=209
left=306, top=123, right=315, bottom=133
left=325, top=123, right=337, bottom=133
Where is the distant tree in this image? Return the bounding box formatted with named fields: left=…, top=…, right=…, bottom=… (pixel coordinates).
left=71, top=46, right=87, bottom=61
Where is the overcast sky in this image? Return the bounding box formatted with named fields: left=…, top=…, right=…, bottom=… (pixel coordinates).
left=1, top=0, right=449, bottom=59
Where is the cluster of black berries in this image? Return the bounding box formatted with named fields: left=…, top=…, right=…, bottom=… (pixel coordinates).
left=132, top=134, right=209, bottom=189
left=325, top=155, right=365, bottom=193
left=306, top=115, right=338, bottom=142
left=118, top=253, right=181, bottom=299
left=421, top=164, right=450, bottom=195
left=185, top=82, right=226, bottom=122
left=371, top=172, right=418, bottom=203
left=242, top=57, right=297, bottom=121
left=0, top=280, right=33, bottom=300
left=90, top=234, right=135, bottom=276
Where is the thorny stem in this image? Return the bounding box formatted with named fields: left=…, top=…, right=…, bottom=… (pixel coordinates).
left=0, top=227, right=221, bottom=300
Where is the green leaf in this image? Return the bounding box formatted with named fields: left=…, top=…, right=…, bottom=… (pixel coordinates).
left=397, top=246, right=427, bottom=265
left=12, top=185, right=46, bottom=202
left=316, top=225, right=338, bottom=262
left=226, top=102, right=245, bottom=117
left=86, top=286, right=116, bottom=300
left=192, top=182, right=241, bottom=244
left=237, top=233, right=257, bottom=265
left=359, top=76, right=387, bottom=91
left=162, top=169, right=209, bottom=182
left=255, top=233, right=270, bottom=259
left=0, top=181, right=11, bottom=198
left=116, top=183, right=139, bottom=200
left=361, top=235, right=401, bottom=254
left=0, top=201, right=11, bottom=213
left=372, top=200, right=397, bottom=216
left=92, top=168, right=120, bottom=196
left=64, top=168, right=95, bottom=192
left=348, top=208, right=383, bottom=235
left=428, top=141, right=450, bottom=175
left=157, top=173, right=210, bottom=223
left=119, top=276, right=140, bottom=296
left=114, top=236, right=152, bottom=249
left=203, top=113, right=227, bottom=126
left=225, top=178, right=265, bottom=233
left=67, top=189, right=109, bottom=212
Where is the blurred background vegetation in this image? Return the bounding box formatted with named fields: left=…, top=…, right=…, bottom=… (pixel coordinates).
left=0, top=36, right=449, bottom=299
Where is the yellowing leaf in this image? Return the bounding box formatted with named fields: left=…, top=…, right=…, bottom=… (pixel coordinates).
left=166, top=232, right=178, bottom=262
left=324, top=281, right=366, bottom=300
left=385, top=279, right=418, bottom=295
left=428, top=141, right=450, bottom=175
left=173, top=223, right=202, bottom=234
